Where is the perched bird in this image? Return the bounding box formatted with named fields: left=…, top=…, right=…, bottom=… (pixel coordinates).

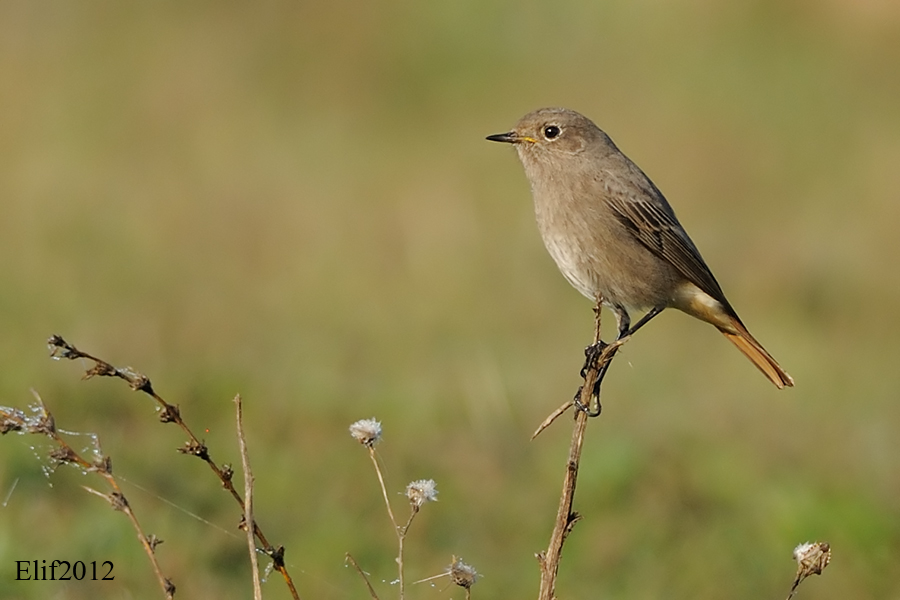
left=487, top=107, right=793, bottom=390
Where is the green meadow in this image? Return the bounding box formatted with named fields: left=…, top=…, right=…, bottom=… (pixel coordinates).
left=1, top=1, right=898, bottom=598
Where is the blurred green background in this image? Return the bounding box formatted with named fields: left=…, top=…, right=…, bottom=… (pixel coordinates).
left=1, top=0, right=898, bottom=598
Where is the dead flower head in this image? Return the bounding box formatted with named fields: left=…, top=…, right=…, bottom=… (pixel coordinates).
left=793, top=541, right=831, bottom=580
left=349, top=418, right=382, bottom=448
left=448, top=556, right=478, bottom=589
left=405, top=479, right=438, bottom=508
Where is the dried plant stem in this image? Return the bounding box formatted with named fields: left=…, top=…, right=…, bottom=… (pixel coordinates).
left=397, top=507, right=421, bottom=599
left=1, top=396, right=174, bottom=599
left=397, top=528, right=407, bottom=598
left=368, top=448, right=399, bottom=530
left=235, top=395, right=262, bottom=600
left=110, top=492, right=173, bottom=599
left=537, top=300, right=623, bottom=600
left=367, top=447, right=415, bottom=599
left=47, top=335, right=300, bottom=600
left=532, top=400, right=573, bottom=440
left=346, top=553, right=381, bottom=600
left=82, top=481, right=173, bottom=599
left=537, top=407, right=588, bottom=600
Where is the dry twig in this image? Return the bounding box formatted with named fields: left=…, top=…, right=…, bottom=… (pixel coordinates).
left=47, top=335, right=300, bottom=600
left=536, top=300, right=625, bottom=600
left=1, top=394, right=175, bottom=599
left=345, top=553, right=381, bottom=600
left=235, top=394, right=263, bottom=600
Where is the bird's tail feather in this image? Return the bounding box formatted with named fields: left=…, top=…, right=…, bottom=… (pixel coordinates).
left=720, top=321, right=794, bottom=389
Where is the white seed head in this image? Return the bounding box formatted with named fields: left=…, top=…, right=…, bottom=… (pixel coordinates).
left=792, top=542, right=815, bottom=562
left=405, top=479, right=438, bottom=508
left=349, top=418, right=382, bottom=447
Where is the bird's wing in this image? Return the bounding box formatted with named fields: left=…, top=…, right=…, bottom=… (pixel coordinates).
left=606, top=174, right=728, bottom=305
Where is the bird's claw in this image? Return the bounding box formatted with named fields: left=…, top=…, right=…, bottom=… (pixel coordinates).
left=581, top=340, right=609, bottom=377
left=573, top=385, right=602, bottom=417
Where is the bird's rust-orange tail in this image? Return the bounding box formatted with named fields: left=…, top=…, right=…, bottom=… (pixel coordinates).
left=720, top=321, right=794, bottom=389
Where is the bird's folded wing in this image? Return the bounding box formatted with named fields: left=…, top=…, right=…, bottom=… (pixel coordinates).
left=608, top=190, right=728, bottom=306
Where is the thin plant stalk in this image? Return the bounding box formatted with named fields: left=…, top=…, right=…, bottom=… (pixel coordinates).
left=235, top=394, right=263, bottom=600
left=367, top=447, right=417, bottom=600
left=537, top=299, right=624, bottom=600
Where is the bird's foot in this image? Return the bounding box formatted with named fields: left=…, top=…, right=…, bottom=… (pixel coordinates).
left=581, top=340, right=610, bottom=377
left=573, top=385, right=602, bottom=417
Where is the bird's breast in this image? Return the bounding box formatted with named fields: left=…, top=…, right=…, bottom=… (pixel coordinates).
left=531, top=181, right=680, bottom=310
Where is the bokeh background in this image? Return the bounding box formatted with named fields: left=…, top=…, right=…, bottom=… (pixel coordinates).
left=1, top=1, right=898, bottom=598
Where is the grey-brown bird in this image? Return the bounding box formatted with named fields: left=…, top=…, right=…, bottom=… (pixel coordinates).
left=487, top=107, right=793, bottom=389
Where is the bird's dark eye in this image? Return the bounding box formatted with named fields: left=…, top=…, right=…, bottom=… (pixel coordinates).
left=543, top=125, right=561, bottom=139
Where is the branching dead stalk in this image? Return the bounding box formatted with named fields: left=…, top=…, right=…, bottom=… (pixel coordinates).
left=1, top=394, right=175, bottom=599
left=367, top=446, right=418, bottom=600
left=349, top=419, right=444, bottom=600
left=47, top=335, right=300, bottom=600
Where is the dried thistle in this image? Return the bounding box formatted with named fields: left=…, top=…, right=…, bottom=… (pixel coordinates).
left=405, top=479, right=438, bottom=509
left=787, top=541, right=831, bottom=599
left=448, top=556, right=478, bottom=589
left=414, top=556, right=479, bottom=599
left=349, top=418, right=382, bottom=448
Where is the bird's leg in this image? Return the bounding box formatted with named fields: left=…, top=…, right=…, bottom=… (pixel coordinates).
left=622, top=305, right=664, bottom=338
left=577, top=305, right=666, bottom=416
left=587, top=304, right=629, bottom=392
left=613, top=304, right=631, bottom=340
left=577, top=304, right=631, bottom=416
left=580, top=303, right=615, bottom=377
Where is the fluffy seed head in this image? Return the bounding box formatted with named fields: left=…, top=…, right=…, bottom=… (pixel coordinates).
left=349, top=418, right=382, bottom=447
left=405, top=479, right=438, bottom=508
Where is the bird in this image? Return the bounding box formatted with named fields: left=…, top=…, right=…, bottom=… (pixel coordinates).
left=487, top=107, right=793, bottom=392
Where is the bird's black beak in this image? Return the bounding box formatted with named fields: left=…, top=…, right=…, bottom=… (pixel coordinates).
left=486, top=131, right=518, bottom=144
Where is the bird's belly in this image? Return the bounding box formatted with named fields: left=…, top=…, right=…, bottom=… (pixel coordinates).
left=541, top=227, right=677, bottom=310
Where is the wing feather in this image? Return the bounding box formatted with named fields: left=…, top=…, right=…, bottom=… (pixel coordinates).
left=605, top=172, right=729, bottom=306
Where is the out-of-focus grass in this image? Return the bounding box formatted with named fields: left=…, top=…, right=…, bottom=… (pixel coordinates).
left=1, top=1, right=898, bottom=598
